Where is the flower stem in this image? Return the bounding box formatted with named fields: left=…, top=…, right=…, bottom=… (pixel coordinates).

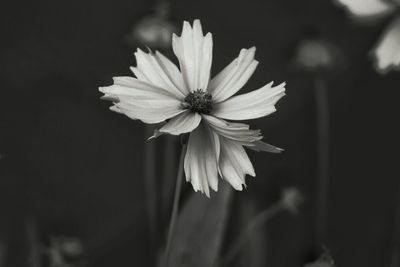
left=314, top=74, right=330, bottom=246
left=25, top=217, right=40, bottom=267
left=387, top=182, right=400, bottom=267
left=223, top=201, right=285, bottom=265
left=164, top=144, right=186, bottom=267
left=144, top=125, right=158, bottom=252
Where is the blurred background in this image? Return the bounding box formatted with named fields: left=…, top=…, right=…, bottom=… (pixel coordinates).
left=1, top=0, right=400, bottom=266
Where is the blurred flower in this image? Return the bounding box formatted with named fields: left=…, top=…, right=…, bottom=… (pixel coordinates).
left=335, top=0, right=400, bottom=73
left=304, top=250, right=335, bottom=267
left=130, top=17, right=177, bottom=50
left=295, top=40, right=333, bottom=70
left=280, top=187, right=303, bottom=214
left=100, top=20, right=286, bottom=197
left=293, top=39, right=342, bottom=72
left=45, top=236, right=85, bottom=267
left=126, top=2, right=177, bottom=50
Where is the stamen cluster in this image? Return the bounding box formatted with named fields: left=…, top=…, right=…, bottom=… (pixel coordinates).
left=183, top=89, right=213, bottom=114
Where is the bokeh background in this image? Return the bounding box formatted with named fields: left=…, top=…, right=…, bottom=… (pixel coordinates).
left=1, top=0, right=400, bottom=266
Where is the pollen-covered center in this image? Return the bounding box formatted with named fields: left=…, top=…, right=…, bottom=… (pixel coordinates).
left=183, top=89, right=213, bottom=114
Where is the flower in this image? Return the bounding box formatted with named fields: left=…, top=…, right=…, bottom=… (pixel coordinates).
left=126, top=2, right=177, bottom=50
left=293, top=39, right=339, bottom=71
left=335, top=0, right=400, bottom=73
left=280, top=187, right=303, bottom=214
left=100, top=20, right=286, bottom=197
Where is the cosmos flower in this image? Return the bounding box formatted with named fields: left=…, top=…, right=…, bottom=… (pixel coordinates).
left=100, top=20, right=286, bottom=196
left=335, top=0, right=400, bottom=73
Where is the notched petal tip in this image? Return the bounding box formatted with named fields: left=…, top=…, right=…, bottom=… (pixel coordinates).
left=100, top=94, right=119, bottom=102
left=98, top=86, right=107, bottom=93
left=109, top=105, right=125, bottom=114
left=147, top=129, right=164, bottom=140
left=247, top=141, right=284, bottom=153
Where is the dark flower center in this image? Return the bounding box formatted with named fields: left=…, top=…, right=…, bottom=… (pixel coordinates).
left=183, top=89, right=213, bottom=114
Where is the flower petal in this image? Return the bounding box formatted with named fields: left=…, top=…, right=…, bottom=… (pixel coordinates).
left=131, top=49, right=186, bottom=99
left=335, top=0, right=395, bottom=19
left=202, top=115, right=262, bottom=144
left=246, top=141, right=284, bottom=153
left=212, top=81, right=286, bottom=120
left=99, top=77, right=186, bottom=123
left=100, top=76, right=177, bottom=100
left=172, top=20, right=213, bottom=92
left=114, top=100, right=185, bottom=124
left=219, top=137, right=255, bottom=191
left=208, top=47, right=258, bottom=103
left=153, top=51, right=187, bottom=95
left=184, top=123, right=219, bottom=197
left=159, top=111, right=202, bottom=135
left=372, top=17, right=400, bottom=73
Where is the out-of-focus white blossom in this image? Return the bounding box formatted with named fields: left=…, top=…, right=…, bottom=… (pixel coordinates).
left=373, top=17, right=400, bottom=72
left=100, top=20, right=286, bottom=196
left=130, top=16, right=177, bottom=50
left=126, top=2, right=177, bottom=50
left=335, top=0, right=400, bottom=73
left=336, top=0, right=395, bottom=19
left=294, top=39, right=338, bottom=71
left=281, top=187, right=303, bottom=214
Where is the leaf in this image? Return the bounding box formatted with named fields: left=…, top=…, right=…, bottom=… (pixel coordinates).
left=304, top=251, right=335, bottom=267
left=167, top=182, right=233, bottom=267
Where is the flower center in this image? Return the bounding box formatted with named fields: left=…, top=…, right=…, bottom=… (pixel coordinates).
left=183, top=89, right=213, bottom=114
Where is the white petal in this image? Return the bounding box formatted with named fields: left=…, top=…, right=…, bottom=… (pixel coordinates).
left=202, top=115, right=262, bottom=144
left=148, top=129, right=163, bottom=140
left=246, top=141, right=284, bottom=153
left=184, top=123, right=219, bottom=197
left=99, top=77, right=186, bottom=124
left=132, top=48, right=186, bottom=99
left=373, top=17, right=400, bottom=73
left=219, top=137, right=255, bottom=191
left=172, top=20, right=213, bottom=92
left=159, top=111, right=202, bottom=135
left=153, top=51, right=187, bottom=95
left=212, top=81, right=286, bottom=120
left=101, top=77, right=177, bottom=100
left=208, top=47, right=258, bottom=103
left=335, top=0, right=395, bottom=19
left=114, top=100, right=185, bottom=124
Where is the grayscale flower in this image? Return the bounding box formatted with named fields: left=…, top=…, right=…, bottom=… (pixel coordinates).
left=100, top=20, right=286, bottom=196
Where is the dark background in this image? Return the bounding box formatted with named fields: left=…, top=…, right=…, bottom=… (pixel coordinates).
left=1, top=0, right=399, bottom=266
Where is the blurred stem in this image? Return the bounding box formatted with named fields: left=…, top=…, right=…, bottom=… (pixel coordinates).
left=314, top=74, right=330, bottom=246
left=144, top=126, right=158, bottom=252
left=223, top=201, right=285, bottom=265
left=155, top=0, right=170, bottom=19
left=388, top=182, right=400, bottom=267
left=164, top=144, right=186, bottom=267
left=162, top=136, right=177, bottom=223
left=25, top=217, right=40, bottom=267
left=0, top=239, right=6, bottom=267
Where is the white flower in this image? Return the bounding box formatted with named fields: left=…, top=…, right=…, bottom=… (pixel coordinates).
left=100, top=20, right=286, bottom=197
left=335, top=0, right=400, bottom=73
left=373, top=16, right=400, bottom=72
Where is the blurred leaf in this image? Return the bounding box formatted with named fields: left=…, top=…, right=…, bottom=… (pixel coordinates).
left=167, top=182, right=233, bottom=267
left=238, top=196, right=267, bottom=267
left=304, top=251, right=335, bottom=267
